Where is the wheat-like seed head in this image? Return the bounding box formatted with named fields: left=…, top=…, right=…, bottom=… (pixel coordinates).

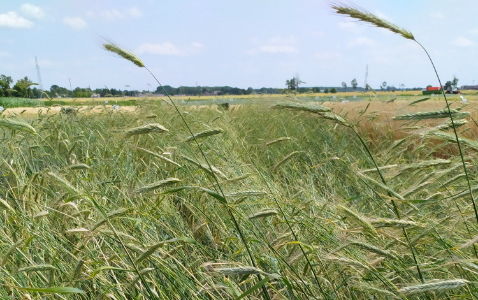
left=124, top=123, right=169, bottom=138
left=338, top=205, right=378, bottom=238
left=0, top=197, right=14, bottom=213
left=103, top=42, right=145, bottom=68
left=331, top=3, right=415, bottom=40
left=248, top=209, right=278, bottom=219
left=183, top=128, right=224, bottom=142
left=399, top=279, right=468, bottom=295
left=213, top=266, right=263, bottom=276
left=17, top=264, right=57, bottom=273
left=368, top=218, right=419, bottom=229
left=393, top=109, right=469, bottom=120
left=134, top=178, right=181, bottom=194
left=0, top=118, right=36, bottom=135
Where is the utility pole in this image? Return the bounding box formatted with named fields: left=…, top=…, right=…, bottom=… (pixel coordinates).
left=35, top=56, right=44, bottom=91
left=364, top=64, right=368, bottom=91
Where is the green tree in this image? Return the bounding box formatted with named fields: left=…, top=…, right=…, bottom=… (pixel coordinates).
left=285, top=76, right=305, bottom=91
left=342, top=82, right=347, bottom=92
left=331, top=87, right=337, bottom=93
left=324, top=88, right=329, bottom=93
left=452, top=76, right=459, bottom=89
left=0, top=75, right=13, bottom=97
left=285, top=78, right=296, bottom=90
left=351, top=78, right=358, bottom=91
left=381, top=81, right=387, bottom=92
left=444, top=81, right=452, bottom=91
left=13, top=77, right=38, bottom=98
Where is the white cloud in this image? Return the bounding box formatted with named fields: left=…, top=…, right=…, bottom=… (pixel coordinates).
left=0, top=12, right=34, bottom=28
left=0, top=51, right=11, bottom=58
left=247, top=37, right=299, bottom=55
left=429, top=12, right=443, bottom=19
left=347, top=37, right=376, bottom=47
left=21, top=4, right=44, bottom=19
left=128, top=7, right=142, bottom=18
left=137, top=42, right=204, bottom=56
left=452, top=37, right=473, bottom=47
left=470, top=28, right=478, bottom=35
left=63, top=17, right=87, bottom=29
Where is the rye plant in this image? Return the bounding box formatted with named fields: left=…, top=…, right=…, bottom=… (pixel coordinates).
left=330, top=2, right=477, bottom=230
left=330, top=2, right=478, bottom=285
left=103, top=41, right=273, bottom=300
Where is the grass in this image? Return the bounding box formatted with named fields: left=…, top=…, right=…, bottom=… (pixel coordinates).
left=0, top=97, right=44, bottom=108
left=1, top=98, right=478, bottom=299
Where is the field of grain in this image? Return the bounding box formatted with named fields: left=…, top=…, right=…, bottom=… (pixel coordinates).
left=1, top=94, right=478, bottom=299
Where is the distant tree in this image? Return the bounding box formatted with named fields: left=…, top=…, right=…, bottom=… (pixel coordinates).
left=286, top=76, right=305, bottom=91
left=295, top=76, right=305, bottom=91
left=330, top=87, right=337, bottom=93
left=31, top=87, right=41, bottom=98
left=324, top=88, right=329, bottom=93
left=0, top=75, right=13, bottom=97
left=452, top=76, right=459, bottom=89
left=13, top=77, right=37, bottom=98
left=351, top=78, right=358, bottom=91
left=51, top=85, right=72, bottom=98
left=286, top=78, right=296, bottom=90
left=342, top=82, right=347, bottom=92
left=444, top=81, right=452, bottom=91
left=381, top=81, right=387, bottom=91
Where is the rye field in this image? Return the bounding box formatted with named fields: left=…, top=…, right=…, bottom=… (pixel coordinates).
left=1, top=93, right=478, bottom=299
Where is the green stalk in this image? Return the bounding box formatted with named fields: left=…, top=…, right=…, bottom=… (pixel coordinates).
left=144, top=67, right=272, bottom=300
left=351, top=126, right=425, bottom=283
left=415, top=41, right=478, bottom=227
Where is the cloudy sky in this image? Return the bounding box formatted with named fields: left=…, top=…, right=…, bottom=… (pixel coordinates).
left=1, top=0, right=477, bottom=91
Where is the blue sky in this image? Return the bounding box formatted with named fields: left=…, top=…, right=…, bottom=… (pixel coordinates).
left=1, top=0, right=477, bottom=91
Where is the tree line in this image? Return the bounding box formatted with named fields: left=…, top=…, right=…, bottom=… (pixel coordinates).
left=1, top=73, right=430, bottom=99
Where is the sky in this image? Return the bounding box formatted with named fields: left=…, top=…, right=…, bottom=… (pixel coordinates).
left=0, top=0, right=477, bottom=91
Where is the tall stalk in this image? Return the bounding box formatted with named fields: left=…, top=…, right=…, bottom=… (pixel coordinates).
left=330, top=2, right=478, bottom=281
left=103, top=42, right=271, bottom=300
left=330, top=2, right=477, bottom=227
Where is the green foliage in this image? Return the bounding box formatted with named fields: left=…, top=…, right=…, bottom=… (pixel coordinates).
left=0, top=97, right=44, bottom=108
left=330, top=87, right=337, bottom=93
left=0, top=100, right=475, bottom=298
left=12, top=76, right=38, bottom=98
left=0, top=74, right=13, bottom=97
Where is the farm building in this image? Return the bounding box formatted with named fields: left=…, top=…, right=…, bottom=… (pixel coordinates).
left=461, top=85, right=478, bottom=90
left=422, top=86, right=443, bottom=95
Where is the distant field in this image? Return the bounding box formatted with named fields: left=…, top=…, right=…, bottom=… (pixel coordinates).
left=1, top=90, right=476, bottom=109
